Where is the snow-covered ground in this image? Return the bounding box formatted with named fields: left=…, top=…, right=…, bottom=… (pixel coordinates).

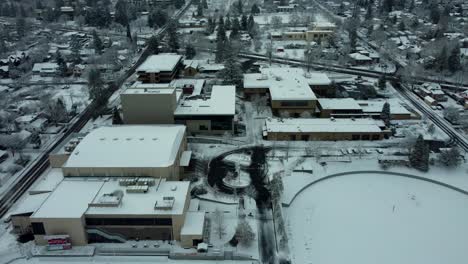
left=285, top=172, right=468, bottom=264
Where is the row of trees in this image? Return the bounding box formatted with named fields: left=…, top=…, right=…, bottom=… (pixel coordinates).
left=409, top=135, right=462, bottom=171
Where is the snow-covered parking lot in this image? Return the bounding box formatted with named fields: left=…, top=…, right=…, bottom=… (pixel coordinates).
left=286, top=173, right=468, bottom=264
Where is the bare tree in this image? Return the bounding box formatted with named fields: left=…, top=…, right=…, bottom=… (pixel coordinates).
left=0, top=134, right=26, bottom=157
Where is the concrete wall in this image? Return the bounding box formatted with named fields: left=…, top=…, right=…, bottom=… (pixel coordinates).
left=49, top=153, right=70, bottom=168
left=121, top=91, right=176, bottom=124
left=11, top=215, right=32, bottom=235
left=32, top=217, right=88, bottom=246
left=180, top=234, right=203, bottom=248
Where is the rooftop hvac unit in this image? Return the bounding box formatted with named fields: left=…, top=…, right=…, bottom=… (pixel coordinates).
left=119, top=178, right=137, bottom=186
left=137, top=178, right=155, bottom=186
left=126, top=185, right=149, bottom=193
left=154, top=196, right=175, bottom=210
left=89, top=190, right=123, bottom=207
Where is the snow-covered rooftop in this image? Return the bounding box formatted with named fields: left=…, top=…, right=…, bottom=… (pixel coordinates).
left=244, top=67, right=318, bottom=101
left=175, top=85, right=236, bottom=116
left=32, top=180, right=104, bottom=219
left=181, top=211, right=205, bottom=236
left=265, top=118, right=383, bottom=133
left=357, top=99, right=411, bottom=115
left=136, top=54, right=182, bottom=73
left=86, top=179, right=190, bottom=216
left=32, top=62, right=58, bottom=73
left=63, top=125, right=186, bottom=169
left=31, top=178, right=190, bottom=219
left=318, top=98, right=362, bottom=110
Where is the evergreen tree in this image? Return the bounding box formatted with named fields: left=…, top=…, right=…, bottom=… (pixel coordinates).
left=207, top=17, right=215, bottom=33
left=70, top=35, right=82, bottom=65
left=215, top=17, right=227, bottom=62
left=202, top=0, right=208, bottom=8
left=225, top=16, right=232, bottom=30
left=365, top=4, right=373, bottom=20
left=114, top=0, right=129, bottom=26
left=236, top=0, right=243, bottom=14
left=430, top=5, right=441, bottom=24
left=409, top=135, right=430, bottom=172
left=15, top=17, right=26, bottom=38
left=408, top=0, right=415, bottom=12
left=167, top=20, right=179, bottom=52
left=380, top=0, right=394, bottom=13
left=241, top=14, right=248, bottom=30
left=218, top=48, right=243, bottom=87
left=126, top=24, right=132, bottom=41
left=147, top=35, right=159, bottom=54
left=380, top=101, right=391, bottom=127
left=349, top=28, right=357, bottom=51
left=112, top=107, right=123, bottom=124
left=92, top=30, right=103, bottom=55
left=148, top=9, right=168, bottom=28
left=251, top=3, right=260, bottom=14
left=197, top=2, right=203, bottom=17
left=87, top=67, right=105, bottom=104
left=448, top=45, right=461, bottom=73
left=174, top=0, right=185, bottom=9
left=247, top=14, right=255, bottom=34
left=56, top=50, right=68, bottom=77
left=378, top=74, right=386, bottom=89
left=185, top=44, right=196, bottom=59
left=435, top=44, right=448, bottom=72
left=231, top=17, right=240, bottom=39
left=398, top=21, right=406, bottom=31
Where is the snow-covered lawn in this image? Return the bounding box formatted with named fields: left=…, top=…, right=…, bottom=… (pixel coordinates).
left=286, top=173, right=468, bottom=264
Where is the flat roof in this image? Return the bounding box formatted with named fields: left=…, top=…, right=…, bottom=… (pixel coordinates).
left=356, top=99, right=411, bottom=115
left=265, top=118, right=383, bottom=133
left=181, top=211, right=205, bottom=236
left=244, top=68, right=317, bottom=101
left=31, top=178, right=190, bottom=219
left=63, top=125, right=186, bottom=169
left=136, top=54, right=182, bottom=73
left=32, top=180, right=104, bottom=219
left=86, top=179, right=189, bottom=216
left=174, top=85, right=236, bottom=116
left=318, top=98, right=362, bottom=110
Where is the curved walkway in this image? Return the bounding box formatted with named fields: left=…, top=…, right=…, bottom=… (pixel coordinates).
left=284, top=170, right=468, bottom=206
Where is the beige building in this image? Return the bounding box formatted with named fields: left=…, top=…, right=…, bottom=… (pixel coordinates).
left=281, top=22, right=336, bottom=43
left=121, top=84, right=178, bottom=124
left=244, top=67, right=319, bottom=116
left=263, top=118, right=389, bottom=141
left=121, top=83, right=236, bottom=135
left=61, top=125, right=190, bottom=180
left=29, top=178, right=204, bottom=246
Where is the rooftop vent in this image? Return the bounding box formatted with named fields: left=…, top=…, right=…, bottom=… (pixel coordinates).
left=154, top=196, right=175, bottom=210
left=89, top=190, right=123, bottom=207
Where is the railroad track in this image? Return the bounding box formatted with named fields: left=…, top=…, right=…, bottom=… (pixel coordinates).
left=395, top=84, right=468, bottom=152
left=0, top=1, right=193, bottom=218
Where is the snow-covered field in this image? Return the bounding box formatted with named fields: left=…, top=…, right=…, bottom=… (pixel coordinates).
left=286, top=173, right=468, bottom=264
